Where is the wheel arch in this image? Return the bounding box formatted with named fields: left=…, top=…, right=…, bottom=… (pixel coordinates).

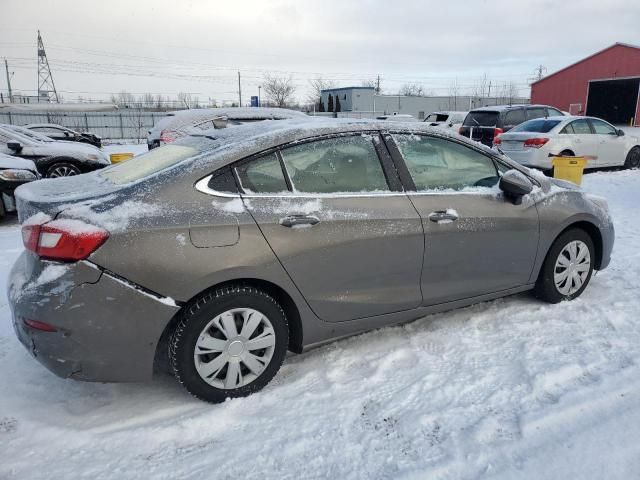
left=153, top=278, right=304, bottom=375
left=545, top=220, right=604, bottom=271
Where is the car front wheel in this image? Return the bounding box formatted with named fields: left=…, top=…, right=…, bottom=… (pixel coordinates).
left=170, top=285, right=289, bottom=403
left=46, top=162, right=81, bottom=178
left=534, top=228, right=595, bottom=303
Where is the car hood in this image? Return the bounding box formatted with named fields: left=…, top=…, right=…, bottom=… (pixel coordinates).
left=0, top=153, right=38, bottom=173
left=42, top=140, right=106, bottom=156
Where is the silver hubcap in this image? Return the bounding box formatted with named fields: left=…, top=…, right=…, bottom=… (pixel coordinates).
left=193, top=308, right=276, bottom=390
left=49, top=165, right=78, bottom=177
left=554, top=240, right=591, bottom=295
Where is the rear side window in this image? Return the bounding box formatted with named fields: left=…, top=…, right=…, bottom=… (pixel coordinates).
left=100, top=144, right=199, bottom=185
left=235, top=153, right=288, bottom=194
left=279, top=135, right=389, bottom=193
left=547, top=108, right=563, bottom=117
left=560, top=123, right=575, bottom=134
left=503, top=109, right=526, bottom=127
left=393, top=134, right=499, bottom=191
left=511, top=119, right=561, bottom=133
left=463, top=111, right=499, bottom=127
left=568, top=119, right=592, bottom=134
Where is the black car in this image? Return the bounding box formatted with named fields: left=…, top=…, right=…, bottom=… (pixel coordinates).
left=25, top=124, right=102, bottom=148
left=0, top=152, right=38, bottom=219
left=458, top=104, right=565, bottom=147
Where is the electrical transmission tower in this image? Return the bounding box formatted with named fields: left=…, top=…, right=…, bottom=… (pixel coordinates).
left=37, top=30, right=59, bottom=103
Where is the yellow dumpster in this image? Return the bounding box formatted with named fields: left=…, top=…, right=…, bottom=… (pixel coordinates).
left=552, top=156, right=587, bottom=186
left=110, top=153, right=134, bottom=164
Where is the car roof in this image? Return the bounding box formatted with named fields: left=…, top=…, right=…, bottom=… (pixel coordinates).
left=26, top=123, right=74, bottom=130
left=469, top=104, right=555, bottom=113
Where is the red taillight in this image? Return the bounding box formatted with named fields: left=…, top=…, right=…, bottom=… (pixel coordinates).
left=523, top=137, right=550, bottom=148
left=494, top=127, right=504, bottom=138
left=160, top=129, right=176, bottom=143
left=493, top=135, right=502, bottom=146
left=22, top=218, right=109, bottom=261
left=23, top=318, right=58, bottom=332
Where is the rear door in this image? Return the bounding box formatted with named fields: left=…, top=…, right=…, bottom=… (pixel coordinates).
left=386, top=133, right=539, bottom=305
left=589, top=118, right=626, bottom=167
left=237, top=133, right=424, bottom=323
left=502, top=108, right=526, bottom=132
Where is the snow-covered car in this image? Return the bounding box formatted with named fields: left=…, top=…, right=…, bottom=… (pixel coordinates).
left=8, top=118, right=614, bottom=403
left=147, top=107, right=309, bottom=149
left=25, top=123, right=102, bottom=148
left=0, top=152, right=38, bottom=219
left=494, top=116, right=640, bottom=170
left=0, top=125, right=110, bottom=178
left=424, top=111, right=468, bottom=130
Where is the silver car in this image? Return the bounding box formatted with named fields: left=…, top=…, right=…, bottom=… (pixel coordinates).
left=495, top=116, right=640, bottom=170
left=8, top=119, right=614, bottom=403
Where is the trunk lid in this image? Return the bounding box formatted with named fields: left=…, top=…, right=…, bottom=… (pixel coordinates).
left=14, top=171, right=120, bottom=222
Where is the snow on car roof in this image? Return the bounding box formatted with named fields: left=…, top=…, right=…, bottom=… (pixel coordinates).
left=159, top=107, right=309, bottom=131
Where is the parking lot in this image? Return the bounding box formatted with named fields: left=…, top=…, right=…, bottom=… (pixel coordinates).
left=1, top=167, right=639, bottom=479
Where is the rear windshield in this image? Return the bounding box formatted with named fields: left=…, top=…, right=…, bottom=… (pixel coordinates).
left=463, top=111, right=499, bottom=127
left=99, top=144, right=199, bottom=184
left=511, top=119, right=561, bottom=133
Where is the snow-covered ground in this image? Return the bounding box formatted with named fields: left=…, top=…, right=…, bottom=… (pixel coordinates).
left=1, top=170, right=640, bottom=479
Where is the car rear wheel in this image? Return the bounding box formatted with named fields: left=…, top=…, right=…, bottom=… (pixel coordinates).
left=534, top=228, right=594, bottom=303
left=170, top=285, right=289, bottom=403
left=46, top=162, right=81, bottom=178
left=624, top=147, right=640, bottom=169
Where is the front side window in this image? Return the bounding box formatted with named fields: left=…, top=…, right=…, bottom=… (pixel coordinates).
left=393, top=135, right=499, bottom=191
left=590, top=119, right=617, bottom=135
left=235, top=153, right=288, bottom=194
left=569, top=119, right=592, bottom=134
left=526, top=108, right=547, bottom=120
left=279, top=135, right=389, bottom=193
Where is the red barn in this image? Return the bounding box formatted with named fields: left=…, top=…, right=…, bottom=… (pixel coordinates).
left=531, top=43, right=640, bottom=126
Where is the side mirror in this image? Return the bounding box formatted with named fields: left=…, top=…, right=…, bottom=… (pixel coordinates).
left=500, top=169, right=533, bottom=205
left=7, top=141, right=22, bottom=152
left=617, top=129, right=625, bottom=137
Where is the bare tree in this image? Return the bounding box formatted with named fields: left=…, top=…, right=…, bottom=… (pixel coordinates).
left=177, top=92, right=193, bottom=109
left=262, top=74, right=296, bottom=107
left=116, top=90, right=136, bottom=108
left=142, top=93, right=155, bottom=109
left=471, top=73, right=490, bottom=99
left=399, top=83, right=426, bottom=97
left=448, top=79, right=460, bottom=110
left=307, top=77, right=336, bottom=107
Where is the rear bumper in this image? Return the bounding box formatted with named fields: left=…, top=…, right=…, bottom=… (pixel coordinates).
left=7, top=252, right=180, bottom=382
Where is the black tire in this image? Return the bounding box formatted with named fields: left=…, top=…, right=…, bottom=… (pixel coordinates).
left=45, top=161, right=82, bottom=178
left=170, top=285, right=289, bottom=403
left=624, top=146, right=640, bottom=169
left=534, top=228, right=595, bottom=303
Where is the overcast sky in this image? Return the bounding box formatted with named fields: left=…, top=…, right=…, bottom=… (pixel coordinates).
left=1, top=0, right=639, bottom=104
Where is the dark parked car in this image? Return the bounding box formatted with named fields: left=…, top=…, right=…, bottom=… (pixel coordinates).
left=459, top=104, right=565, bottom=147
left=0, top=125, right=110, bottom=177
left=8, top=119, right=613, bottom=403
left=26, top=124, right=102, bottom=148
left=0, top=152, right=38, bottom=219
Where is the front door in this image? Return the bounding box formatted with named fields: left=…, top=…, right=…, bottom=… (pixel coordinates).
left=590, top=118, right=627, bottom=167
left=235, top=134, right=424, bottom=322
left=387, top=133, right=540, bottom=305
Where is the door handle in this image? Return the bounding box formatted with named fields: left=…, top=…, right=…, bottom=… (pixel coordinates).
left=428, top=210, right=459, bottom=223
left=279, top=215, right=320, bottom=228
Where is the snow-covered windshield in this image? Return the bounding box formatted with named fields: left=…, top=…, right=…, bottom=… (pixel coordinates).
left=6, top=125, right=53, bottom=142
left=99, top=144, right=199, bottom=184
left=511, top=119, right=562, bottom=133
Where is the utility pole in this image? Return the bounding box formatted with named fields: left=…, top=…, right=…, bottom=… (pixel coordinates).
left=4, top=59, right=13, bottom=102
left=238, top=71, right=242, bottom=107
left=376, top=75, right=380, bottom=95
left=37, top=30, right=59, bottom=103
left=488, top=81, right=492, bottom=98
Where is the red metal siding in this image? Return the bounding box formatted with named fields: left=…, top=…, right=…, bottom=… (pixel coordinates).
left=531, top=44, right=640, bottom=124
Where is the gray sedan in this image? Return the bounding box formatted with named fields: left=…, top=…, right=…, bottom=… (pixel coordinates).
left=7, top=119, right=614, bottom=403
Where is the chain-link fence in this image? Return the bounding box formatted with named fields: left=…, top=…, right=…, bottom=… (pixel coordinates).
left=0, top=110, right=169, bottom=141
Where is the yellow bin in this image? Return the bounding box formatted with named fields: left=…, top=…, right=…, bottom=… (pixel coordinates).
left=110, top=152, right=134, bottom=164
left=552, top=156, right=587, bottom=186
